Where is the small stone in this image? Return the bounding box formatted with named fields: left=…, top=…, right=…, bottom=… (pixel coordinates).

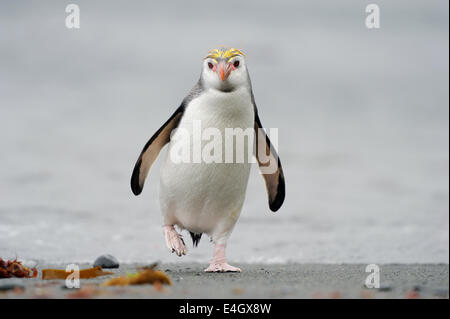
left=0, top=278, right=25, bottom=292
left=93, top=254, right=119, bottom=268
left=378, top=284, right=393, bottom=292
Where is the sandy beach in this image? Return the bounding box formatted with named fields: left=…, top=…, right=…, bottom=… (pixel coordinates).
left=0, top=263, right=448, bottom=299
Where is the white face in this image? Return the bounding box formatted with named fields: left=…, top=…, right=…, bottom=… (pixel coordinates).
left=201, top=55, right=249, bottom=92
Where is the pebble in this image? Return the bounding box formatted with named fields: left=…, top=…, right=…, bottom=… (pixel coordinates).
left=378, top=284, right=393, bottom=292
left=93, top=254, right=119, bottom=268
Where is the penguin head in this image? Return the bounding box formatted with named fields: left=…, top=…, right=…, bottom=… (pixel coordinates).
left=201, top=47, right=250, bottom=92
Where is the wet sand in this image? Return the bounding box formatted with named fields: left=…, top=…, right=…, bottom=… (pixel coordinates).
left=1, top=263, right=448, bottom=299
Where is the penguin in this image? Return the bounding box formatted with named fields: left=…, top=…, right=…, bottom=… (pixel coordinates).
left=131, top=47, right=285, bottom=272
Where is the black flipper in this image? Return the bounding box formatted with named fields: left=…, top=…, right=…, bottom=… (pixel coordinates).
left=254, top=111, right=286, bottom=212
left=131, top=104, right=185, bottom=195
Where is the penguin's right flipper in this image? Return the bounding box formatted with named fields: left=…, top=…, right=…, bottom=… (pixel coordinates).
left=131, top=105, right=185, bottom=195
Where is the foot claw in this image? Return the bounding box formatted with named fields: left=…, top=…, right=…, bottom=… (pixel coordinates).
left=204, top=263, right=242, bottom=273
left=163, top=226, right=187, bottom=257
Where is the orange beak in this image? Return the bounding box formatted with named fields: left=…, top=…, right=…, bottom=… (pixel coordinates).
left=217, top=61, right=231, bottom=81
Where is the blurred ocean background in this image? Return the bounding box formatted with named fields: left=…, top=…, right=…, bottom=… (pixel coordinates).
left=0, top=0, right=448, bottom=264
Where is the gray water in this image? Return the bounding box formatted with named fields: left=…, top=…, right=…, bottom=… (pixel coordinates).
left=0, top=0, right=448, bottom=264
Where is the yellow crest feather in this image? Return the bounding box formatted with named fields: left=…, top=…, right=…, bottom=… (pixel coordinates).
left=205, top=47, right=245, bottom=62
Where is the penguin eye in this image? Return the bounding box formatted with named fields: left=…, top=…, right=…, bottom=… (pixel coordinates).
left=233, top=60, right=240, bottom=68
left=208, top=62, right=214, bottom=69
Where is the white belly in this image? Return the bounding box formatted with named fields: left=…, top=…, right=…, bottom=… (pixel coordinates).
left=159, top=87, right=254, bottom=242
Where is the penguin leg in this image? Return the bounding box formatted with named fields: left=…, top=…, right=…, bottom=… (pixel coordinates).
left=163, top=225, right=186, bottom=256
left=204, top=243, right=241, bottom=273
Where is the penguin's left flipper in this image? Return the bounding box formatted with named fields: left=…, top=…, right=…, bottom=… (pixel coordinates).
left=254, top=112, right=286, bottom=212
left=131, top=104, right=185, bottom=195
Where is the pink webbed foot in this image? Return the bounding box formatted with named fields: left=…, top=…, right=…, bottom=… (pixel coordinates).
left=204, top=263, right=241, bottom=273
left=204, top=243, right=241, bottom=272
left=163, top=225, right=186, bottom=257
